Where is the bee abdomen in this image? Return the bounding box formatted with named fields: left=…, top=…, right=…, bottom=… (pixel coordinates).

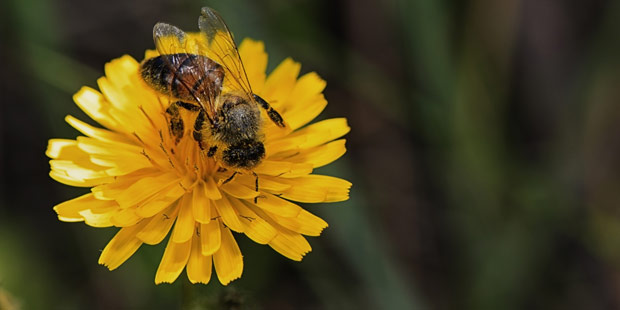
left=140, top=53, right=225, bottom=102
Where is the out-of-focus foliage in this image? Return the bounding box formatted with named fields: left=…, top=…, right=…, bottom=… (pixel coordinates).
left=2, top=0, right=620, bottom=309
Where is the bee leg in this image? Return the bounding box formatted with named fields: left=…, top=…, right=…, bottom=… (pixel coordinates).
left=252, top=171, right=259, bottom=204
left=176, top=101, right=201, bottom=112
left=207, top=146, right=217, bottom=157
left=166, top=102, right=184, bottom=144
left=253, top=94, right=285, bottom=128
left=222, top=171, right=238, bottom=185
left=192, top=109, right=208, bottom=150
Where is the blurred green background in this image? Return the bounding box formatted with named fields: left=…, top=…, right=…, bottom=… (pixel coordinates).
left=2, top=0, right=620, bottom=309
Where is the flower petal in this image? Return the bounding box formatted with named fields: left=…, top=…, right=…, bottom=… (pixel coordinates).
left=99, top=221, right=147, bottom=270
left=155, top=235, right=192, bottom=284
left=54, top=193, right=116, bottom=222
left=112, top=172, right=180, bottom=208
left=137, top=203, right=179, bottom=245
left=77, top=137, right=153, bottom=176
left=204, top=177, right=222, bottom=200
left=79, top=208, right=116, bottom=227
left=239, top=39, right=267, bottom=93
left=65, top=115, right=134, bottom=144
left=135, top=184, right=185, bottom=218
left=72, top=86, right=120, bottom=131
left=213, top=195, right=244, bottom=232
left=220, top=182, right=259, bottom=199
left=234, top=174, right=292, bottom=192
left=260, top=58, right=300, bottom=111
left=275, top=175, right=352, bottom=203
left=265, top=118, right=350, bottom=155
left=192, top=181, right=211, bottom=223
left=268, top=229, right=312, bottom=261
left=253, top=193, right=301, bottom=218
left=171, top=194, right=195, bottom=243
left=250, top=207, right=312, bottom=260
left=280, top=96, right=327, bottom=131
left=230, top=198, right=277, bottom=244
left=213, top=222, right=243, bottom=285
left=287, top=139, right=347, bottom=168
left=253, top=160, right=313, bottom=177
left=201, top=215, right=221, bottom=256
left=110, top=207, right=142, bottom=227
left=187, top=232, right=213, bottom=284
left=267, top=209, right=328, bottom=237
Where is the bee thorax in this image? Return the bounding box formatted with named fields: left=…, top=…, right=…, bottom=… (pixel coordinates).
left=213, top=95, right=261, bottom=144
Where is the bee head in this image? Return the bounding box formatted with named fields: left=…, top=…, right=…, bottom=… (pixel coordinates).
left=221, top=139, right=265, bottom=169
left=214, top=94, right=261, bottom=144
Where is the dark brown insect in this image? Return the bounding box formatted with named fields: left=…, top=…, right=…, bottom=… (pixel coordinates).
left=140, top=7, right=285, bottom=171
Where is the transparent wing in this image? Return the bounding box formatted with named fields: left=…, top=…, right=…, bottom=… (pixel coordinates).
left=198, top=7, right=253, bottom=98
left=152, top=23, right=219, bottom=120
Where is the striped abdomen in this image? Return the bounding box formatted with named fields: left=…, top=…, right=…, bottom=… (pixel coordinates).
left=140, top=53, right=225, bottom=103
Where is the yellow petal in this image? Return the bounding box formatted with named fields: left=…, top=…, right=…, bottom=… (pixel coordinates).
left=289, top=72, right=327, bottom=108
left=275, top=71, right=328, bottom=130
left=204, top=177, right=222, bottom=200
left=65, top=115, right=134, bottom=144
left=50, top=160, right=111, bottom=186
left=53, top=193, right=116, bottom=221
left=113, top=172, right=180, bottom=209
left=261, top=58, right=301, bottom=111
left=280, top=96, right=327, bottom=131
left=155, top=235, right=192, bottom=284
left=171, top=194, right=195, bottom=243
left=276, top=175, right=352, bottom=203
left=186, top=232, right=213, bottom=284
left=233, top=174, right=292, bottom=192
left=91, top=169, right=157, bottom=200
left=97, top=75, right=162, bottom=150
left=265, top=118, right=350, bottom=154
left=72, top=86, right=120, bottom=131
left=79, top=208, right=116, bottom=227
left=255, top=209, right=312, bottom=260
left=201, top=215, right=221, bottom=256
left=49, top=170, right=109, bottom=188
left=99, top=221, right=147, bottom=270
left=253, top=160, right=313, bottom=177
left=220, top=182, right=259, bottom=199
left=192, top=181, right=211, bottom=223
left=135, top=184, right=185, bottom=218
left=110, top=207, right=142, bottom=227
left=287, top=139, right=346, bottom=168
left=137, top=203, right=180, bottom=245
left=213, top=223, right=243, bottom=285
left=268, top=209, right=328, bottom=237
left=239, top=39, right=267, bottom=93
left=81, top=150, right=152, bottom=177
left=104, top=54, right=139, bottom=90
left=213, top=195, right=244, bottom=232
left=268, top=229, right=312, bottom=261
left=97, top=76, right=137, bottom=120
left=46, top=139, right=93, bottom=164
left=253, top=193, right=301, bottom=218
left=229, top=198, right=277, bottom=244
left=47, top=140, right=113, bottom=187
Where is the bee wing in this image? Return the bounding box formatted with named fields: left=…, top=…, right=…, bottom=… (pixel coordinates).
left=198, top=7, right=253, bottom=99
left=152, top=23, right=218, bottom=121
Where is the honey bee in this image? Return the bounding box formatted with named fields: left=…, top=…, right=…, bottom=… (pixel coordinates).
left=140, top=7, right=285, bottom=173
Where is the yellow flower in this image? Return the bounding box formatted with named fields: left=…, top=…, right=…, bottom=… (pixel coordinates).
left=46, top=37, right=351, bottom=285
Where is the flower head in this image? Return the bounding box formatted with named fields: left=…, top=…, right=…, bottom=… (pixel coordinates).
left=47, top=37, right=351, bottom=285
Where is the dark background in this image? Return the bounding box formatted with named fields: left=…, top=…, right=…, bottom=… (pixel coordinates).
left=2, top=0, right=620, bottom=309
